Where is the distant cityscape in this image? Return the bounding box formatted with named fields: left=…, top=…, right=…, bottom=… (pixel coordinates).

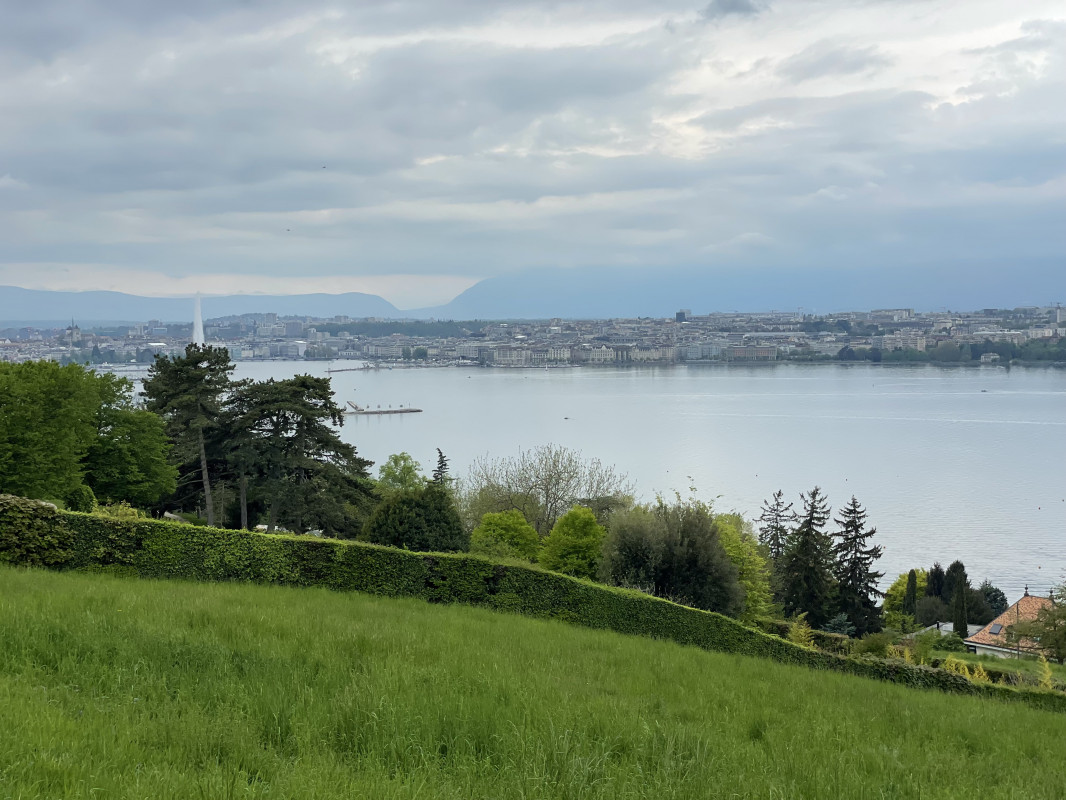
left=2, top=305, right=1064, bottom=367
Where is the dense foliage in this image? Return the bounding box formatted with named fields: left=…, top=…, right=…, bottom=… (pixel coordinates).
left=0, top=361, right=175, bottom=508
left=469, top=509, right=540, bottom=561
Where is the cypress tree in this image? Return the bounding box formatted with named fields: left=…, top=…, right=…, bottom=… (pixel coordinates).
left=944, top=560, right=968, bottom=606
left=832, top=496, right=884, bottom=636
left=903, top=569, right=918, bottom=616
left=779, top=487, right=836, bottom=628
left=432, top=448, right=450, bottom=484
left=952, top=575, right=969, bottom=639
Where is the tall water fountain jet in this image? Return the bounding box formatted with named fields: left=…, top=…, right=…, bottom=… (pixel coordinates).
left=192, top=294, right=205, bottom=345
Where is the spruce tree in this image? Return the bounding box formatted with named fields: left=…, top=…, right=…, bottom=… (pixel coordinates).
left=779, top=487, right=836, bottom=628
left=926, top=562, right=946, bottom=601
left=432, top=448, right=450, bottom=484
left=903, top=569, right=918, bottom=616
left=832, top=496, right=885, bottom=636
left=757, top=490, right=796, bottom=561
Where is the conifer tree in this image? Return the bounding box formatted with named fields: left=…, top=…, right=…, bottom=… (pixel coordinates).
left=757, top=489, right=796, bottom=561
left=779, top=487, right=836, bottom=628
left=952, top=573, right=969, bottom=639
left=832, top=496, right=884, bottom=635
left=944, top=560, right=968, bottom=606
left=926, top=562, right=946, bottom=601
left=432, top=448, right=450, bottom=484
left=903, top=569, right=918, bottom=617
left=143, top=344, right=234, bottom=526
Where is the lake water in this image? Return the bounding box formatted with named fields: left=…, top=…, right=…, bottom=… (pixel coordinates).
left=232, top=361, right=1066, bottom=601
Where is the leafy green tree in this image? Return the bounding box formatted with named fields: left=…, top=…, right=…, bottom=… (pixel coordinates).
left=883, top=568, right=927, bottom=631
left=757, top=489, right=796, bottom=562
left=903, top=569, right=918, bottom=616
left=465, top=445, right=632, bottom=536
left=363, top=483, right=468, bottom=552
left=832, top=496, right=884, bottom=636
left=599, top=499, right=744, bottom=617
left=779, top=487, right=836, bottom=628
left=716, top=512, right=773, bottom=622
left=470, top=510, right=540, bottom=561
left=915, top=595, right=949, bottom=627
left=84, top=374, right=176, bottom=508
left=0, top=361, right=102, bottom=501
left=226, top=375, right=373, bottom=534
left=377, top=452, right=426, bottom=494
left=539, top=506, right=606, bottom=580
left=143, top=344, right=235, bottom=526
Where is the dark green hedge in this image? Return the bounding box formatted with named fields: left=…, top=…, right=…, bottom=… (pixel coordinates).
left=2, top=494, right=1064, bottom=714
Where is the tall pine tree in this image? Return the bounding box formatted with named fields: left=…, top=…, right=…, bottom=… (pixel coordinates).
left=779, top=487, right=836, bottom=628
left=143, top=344, right=234, bottom=526
left=832, top=496, right=884, bottom=636
left=757, top=490, right=796, bottom=561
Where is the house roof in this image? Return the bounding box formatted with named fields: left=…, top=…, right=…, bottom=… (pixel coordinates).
left=965, top=590, right=1053, bottom=652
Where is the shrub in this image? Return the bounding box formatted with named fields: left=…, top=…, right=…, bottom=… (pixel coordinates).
left=539, top=506, right=605, bottom=580
left=822, top=613, right=856, bottom=637
left=1, top=494, right=1064, bottom=714
left=936, top=633, right=967, bottom=652
left=94, top=502, right=148, bottom=520
left=943, top=656, right=970, bottom=680
left=363, top=483, right=468, bottom=553
left=64, top=485, right=97, bottom=513
left=853, top=632, right=892, bottom=658
left=470, top=510, right=540, bottom=561
left=971, top=663, right=990, bottom=683
left=788, top=614, right=814, bottom=648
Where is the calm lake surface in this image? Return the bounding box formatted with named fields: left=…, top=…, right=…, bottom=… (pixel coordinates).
left=233, top=361, right=1066, bottom=600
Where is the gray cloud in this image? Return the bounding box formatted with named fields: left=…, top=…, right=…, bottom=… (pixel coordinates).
left=0, top=0, right=1063, bottom=306
left=777, top=42, right=894, bottom=82
left=702, top=0, right=763, bottom=20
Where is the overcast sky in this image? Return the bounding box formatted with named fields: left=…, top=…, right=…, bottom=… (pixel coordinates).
left=0, top=0, right=1063, bottom=309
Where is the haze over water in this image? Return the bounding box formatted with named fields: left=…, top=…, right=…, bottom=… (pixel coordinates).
left=234, top=361, right=1066, bottom=601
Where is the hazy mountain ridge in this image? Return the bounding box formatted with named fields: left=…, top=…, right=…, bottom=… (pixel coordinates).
left=0, top=286, right=400, bottom=325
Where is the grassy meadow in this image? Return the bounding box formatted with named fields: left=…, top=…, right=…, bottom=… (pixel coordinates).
left=1, top=566, right=1065, bottom=799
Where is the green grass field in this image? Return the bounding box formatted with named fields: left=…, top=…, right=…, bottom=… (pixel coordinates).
left=2, top=567, right=1065, bottom=799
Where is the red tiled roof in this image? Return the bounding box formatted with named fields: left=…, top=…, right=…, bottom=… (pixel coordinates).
left=965, top=592, right=1053, bottom=652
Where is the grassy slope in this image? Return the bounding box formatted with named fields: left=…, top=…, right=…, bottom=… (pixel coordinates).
left=1, top=567, right=1064, bottom=800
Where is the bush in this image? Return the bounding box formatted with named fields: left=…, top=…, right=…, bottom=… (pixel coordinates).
left=94, top=502, right=148, bottom=520
left=1, top=494, right=1064, bottom=714
left=64, top=485, right=97, bottom=513
left=788, top=614, right=814, bottom=648
left=363, top=483, right=468, bottom=553
left=539, top=507, right=605, bottom=580
left=853, top=632, right=892, bottom=658
left=470, top=510, right=540, bottom=561
left=936, top=633, right=967, bottom=652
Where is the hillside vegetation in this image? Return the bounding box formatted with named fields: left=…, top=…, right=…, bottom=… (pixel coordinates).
left=2, top=567, right=1066, bottom=800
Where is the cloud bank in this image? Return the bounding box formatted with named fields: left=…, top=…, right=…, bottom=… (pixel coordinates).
left=0, top=1, right=1063, bottom=309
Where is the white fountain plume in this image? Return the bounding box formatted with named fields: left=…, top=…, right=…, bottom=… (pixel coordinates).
left=192, top=294, right=205, bottom=345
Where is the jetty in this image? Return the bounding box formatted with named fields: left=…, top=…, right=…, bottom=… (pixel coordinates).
left=345, top=401, right=422, bottom=415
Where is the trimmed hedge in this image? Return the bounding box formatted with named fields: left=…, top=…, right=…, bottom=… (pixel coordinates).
left=2, top=493, right=1064, bottom=714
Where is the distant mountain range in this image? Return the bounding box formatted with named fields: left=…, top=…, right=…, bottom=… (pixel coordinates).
left=2, top=257, right=1061, bottom=325
left=0, top=287, right=400, bottom=326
